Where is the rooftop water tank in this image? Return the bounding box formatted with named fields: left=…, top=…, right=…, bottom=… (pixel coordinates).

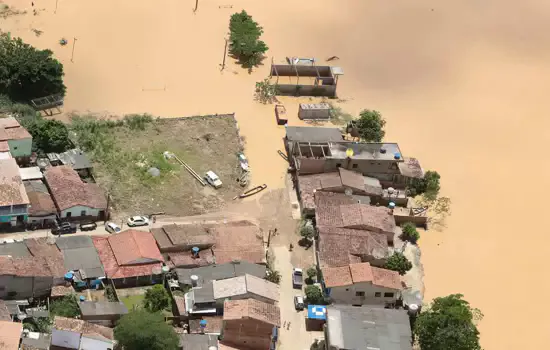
left=394, top=152, right=401, bottom=160
left=190, top=275, right=199, bottom=287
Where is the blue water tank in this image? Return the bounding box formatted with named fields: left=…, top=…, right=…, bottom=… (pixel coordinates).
left=394, top=152, right=401, bottom=160
left=79, top=296, right=86, bottom=302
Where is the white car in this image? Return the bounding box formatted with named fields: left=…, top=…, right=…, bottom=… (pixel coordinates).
left=105, top=222, right=122, bottom=234
left=205, top=171, right=222, bottom=189
left=127, top=216, right=149, bottom=227
left=294, top=295, right=305, bottom=311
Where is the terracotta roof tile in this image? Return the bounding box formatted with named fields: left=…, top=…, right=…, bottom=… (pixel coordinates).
left=223, top=299, right=280, bottom=327
left=0, top=320, right=22, bottom=350
left=371, top=266, right=402, bottom=290
left=0, top=158, right=29, bottom=206
left=0, top=141, right=8, bottom=152
left=162, top=224, right=216, bottom=247
left=44, top=166, right=107, bottom=211
left=168, top=250, right=215, bottom=268
left=212, top=224, right=264, bottom=264
left=53, top=316, right=114, bottom=340
left=108, top=230, right=163, bottom=265
left=316, top=203, right=395, bottom=234
left=189, top=316, right=223, bottom=334
left=349, top=262, right=374, bottom=283
left=93, top=234, right=163, bottom=279
left=322, top=266, right=353, bottom=288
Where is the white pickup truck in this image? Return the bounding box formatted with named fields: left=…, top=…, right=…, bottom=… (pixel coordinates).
left=205, top=171, right=222, bottom=189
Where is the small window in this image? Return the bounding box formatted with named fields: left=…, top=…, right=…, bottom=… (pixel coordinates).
left=66, top=212, right=72, bottom=218
left=336, top=163, right=342, bottom=168
left=384, top=292, right=394, bottom=298
left=375, top=292, right=381, bottom=297
left=352, top=163, right=358, bottom=169
left=355, top=291, right=365, bottom=297
left=80, top=210, right=87, bottom=216
left=345, top=288, right=349, bottom=291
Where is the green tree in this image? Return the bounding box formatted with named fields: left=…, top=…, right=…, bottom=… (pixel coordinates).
left=114, top=310, right=179, bottom=350
left=265, top=269, right=282, bottom=284
left=300, top=219, right=315, bottom=240
left=355, top=109, right=386, bottom=142
left=255, top=78, right=278, bottom=104
left=408, top=170, right=441, bottom=200
left=400, top=222, right=420, bottom=244
left=305, top=285, right=323, bottom=304
left=229, top=10, right=268, bottom=68
left=384, top=252, right=413, bottom=276
left=143, top=284, right=170, bottom=312
left=25, top=118, right=71, bottom=154
left=23, top=317, right=51, bottom=333
left=50, top=294, right=80, bottom=318
left=0, top=33, right=65, bottom=101
left=415, top=294, right=482, bottom=350
left=306, top=266, right=318, bottom=280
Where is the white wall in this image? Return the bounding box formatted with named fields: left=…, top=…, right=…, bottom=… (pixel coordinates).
left=328, top=282, right=399, bottom=306
left=52, top=329, right=81, bottom=349
left=80, top=336, right=114, bottom=350
left=61, top=205, right=101, bottom=218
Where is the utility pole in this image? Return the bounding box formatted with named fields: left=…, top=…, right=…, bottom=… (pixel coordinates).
left=221, top=38, right=228, bottom=71
left=54, top=0, right=59, bottom=14
left=70, top=37, right=77, bottom=62
left=193, top=0, right=198, bottom=13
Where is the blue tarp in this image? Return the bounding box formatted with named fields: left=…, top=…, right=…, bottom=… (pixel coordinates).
left=307, top=305, right=327, bottom=320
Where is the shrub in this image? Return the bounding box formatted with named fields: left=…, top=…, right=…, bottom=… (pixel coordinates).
left=355, top=109, right=386, bottom=142
left=255, top=78, right=277, bottom=104
left=229, top=10, right=268, bottom=68
left=400, top=222, right=420, bottom=244
left=305, top=285, right=323, bottom=304
left=265, top=269, right=282, bottom=284
left=143, top=284, right=170, bottom=312
left=408, top=170, right=441, bottom=200
left=384, top=252, right=413, bottom=276
left=50, top=294, right=80, bottom=318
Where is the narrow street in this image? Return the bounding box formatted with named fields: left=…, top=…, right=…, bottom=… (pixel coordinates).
left=272, top=245, right=323, bottom=350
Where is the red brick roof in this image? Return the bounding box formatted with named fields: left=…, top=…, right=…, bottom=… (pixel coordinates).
left=223, top=299, right=280, bottom=327
left=168, top=249, right=214, bottom=268
left=93, top=233, right=163, bottom=279
left=322, top=262, right=402, bottom=290
left=0, top=141, right=8, bottom=152
left=212, top=224, right=264, bottom=264
left=0, top=256, right=55, bottom=277
left=108, top=230, right=163, bottom=265
left=44, top=166, right=107, bottom=211
left=26, top=190, right=56, bottom=216
left=316, top=203, right=395, bottom=234
left=0, top=117, right=31, bottom=141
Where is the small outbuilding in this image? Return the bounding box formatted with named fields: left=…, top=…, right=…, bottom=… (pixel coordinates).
left=79, top=301, right=128, bottom=327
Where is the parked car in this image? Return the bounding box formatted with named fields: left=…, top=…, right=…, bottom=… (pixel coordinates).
left=127, top=216, right=149, bottom=227
left=292, top=267, right=303, bottom=289
left=105, top=222, right=122, bottom=234
left=52, top=222, right=77, bottom=235
left=79, top=221, right=97, bottom=231
left=205, top=171, right=222, bottom=189
left=294, top=295, right=305, bottom=311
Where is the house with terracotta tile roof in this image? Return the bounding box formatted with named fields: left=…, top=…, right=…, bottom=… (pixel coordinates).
left=0, top=320, right=23, bottom=350
left=317, top=227, right=389, bottom=268
left=0, top=158, right=30, bottom=227
left=51, top=316, right=114, bottom=350
left=316, top=202, right=396, bottom=243
left=322, top=262, right=402, bottom=306
left=221, top=299, right=280, bottom=350
left=92, top=230, right=164, bottom=287
left=44, top=165, right=107, bottom=220
left=297, top=168, right=383, bottom=215
left=24, top=180, right=57, bottom=227
left=0, top=116, right=32, bottom=159
left=213, top=274, right=280, bottom=305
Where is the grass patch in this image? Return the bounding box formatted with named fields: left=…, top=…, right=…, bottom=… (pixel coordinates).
left=120, top=294, right=145, bottom=311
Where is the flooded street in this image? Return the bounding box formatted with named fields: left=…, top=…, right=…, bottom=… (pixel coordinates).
left=3, top=0, right=550, bottom=347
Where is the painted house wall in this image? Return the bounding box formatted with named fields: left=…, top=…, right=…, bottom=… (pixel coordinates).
left=8, top=138, right=32, bottom=158
left=52, top=329, right=81, bottom=349
left=61, top=206, right=101, bottom=219
left=327, top=282, right=399, bottom=306
left=80, top=335, right=114, bottom=350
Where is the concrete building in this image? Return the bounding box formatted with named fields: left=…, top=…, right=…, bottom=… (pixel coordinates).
left=92, top=230, right=164, bottom=287
left=0, top=158, right=29, bottom=227
left=213, top=274, right=279, bottom=305
left=324, top=305, right=412, bottom=350
left=79, top=301, right=128, bottom=327
left=316, top=202, right=396, bottom=243
left=322, top=263, right=402, bottom=306
left=0, top=117, right=32, bottom=159
left=52, top=316, right=114, bottom=350
left=44, top=165, right=107, bottom=220
left=317, top=227, right=389, bottom=268
left=24, top=180, right=57, bottom=227
left=221, top=299, right=280, bottom=350
left=56, top=236, right=105, bottom=281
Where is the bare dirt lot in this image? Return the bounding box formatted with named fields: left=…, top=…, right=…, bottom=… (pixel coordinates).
left=78, top=115, right=244, bottom=219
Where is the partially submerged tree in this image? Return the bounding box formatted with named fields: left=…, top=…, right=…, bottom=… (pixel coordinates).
left=255, top=78, right=278, bottom=104
left=355, top=109, right=386, bottom=142
left=408, top=170, right=441, bottom=200
left=143, top=284, right=170, bottom=313
left=0, top=33, right=66, bottom=101
left=50, top=294, right=80, bottom=318
left=414, top=294, right=482, bottom=350
left=115, top=310, right=179, bottom=350
left=229, top=10, right=268, bottom=68
left=400, top=222, right=420, bottom=244
left=384, top=252, right=413, bottom=276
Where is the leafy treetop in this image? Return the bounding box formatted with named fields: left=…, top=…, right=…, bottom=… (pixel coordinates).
left=50, top=294, right=80, bottom=318
left=229, top=10, right=268, bottom=68
left=24, top=118, right=72, bottom=155
left=115, top=310, right=179, bottom=350
left=305, top=285, right=324, bottom=305
left=355, top=109, right=386, bottom=142
left=143, top=284, right=170, bottom=313
left=414, top=294, right=482, bottom=350
left=384, top=252, right=413, bottom=276
left=408, top=170, right=441, bottom=200
left=0, top=33, right=66, bottom=101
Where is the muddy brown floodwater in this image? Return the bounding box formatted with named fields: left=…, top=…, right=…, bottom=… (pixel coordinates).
left=3, top=0, right=550, bottom=348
